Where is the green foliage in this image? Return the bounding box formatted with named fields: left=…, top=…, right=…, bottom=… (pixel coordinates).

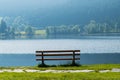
left=71, top=25, right=81, bottom=34
left=84, top=20, right=120, bottom=34
left=0, top=64, right=120, bottom=71
left=0, top=19, right=7, bottom=33
left=84, top=20, right=97, bottom=33
left=0, top=17, right=36, bottom=39
left=0, top=16, right=120, bottom=39
left=25, top=26, right=34, bottom=36
left=46, top=25, right=81, bottom=35
left=46, top=20, right=120, bottom=36
left=35, top=30, right=46, bottom=35
left=0, top=19, right=19, bottom=39
left=0, top=64, right=119, bottom=80
left=37, top=63, right=80, bottom=67
left=0, top=72, right=120, bottom=80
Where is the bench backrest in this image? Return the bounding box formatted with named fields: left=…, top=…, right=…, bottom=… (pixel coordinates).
left=36, top=50, right=80, bottom=65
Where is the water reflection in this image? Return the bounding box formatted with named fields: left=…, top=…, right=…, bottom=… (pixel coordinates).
left=0, top=34, right=120, bottom=40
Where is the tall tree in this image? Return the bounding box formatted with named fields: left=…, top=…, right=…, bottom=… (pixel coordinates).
left=25, top=26, right=34, bottom=36
left=0, top=19, right=7, bottom=34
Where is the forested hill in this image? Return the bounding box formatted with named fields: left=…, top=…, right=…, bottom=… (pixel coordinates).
left=1, top=0, right=120, bottom=27
left=27, top=0, right=120, bottom=27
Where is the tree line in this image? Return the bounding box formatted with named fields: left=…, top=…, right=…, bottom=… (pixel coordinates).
left=0, top=16, right=120, bottom=39
left=0, top=19, right=35, bottom=39
left=46, top=20, right=120, bottom=35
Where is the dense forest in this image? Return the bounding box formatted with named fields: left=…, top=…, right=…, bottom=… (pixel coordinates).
left=0, top=0, right=120, bottom=39
left=0, top=17, right=120, bottom=39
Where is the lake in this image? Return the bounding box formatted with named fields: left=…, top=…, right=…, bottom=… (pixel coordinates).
left=0, top=36, right=120, bottom=66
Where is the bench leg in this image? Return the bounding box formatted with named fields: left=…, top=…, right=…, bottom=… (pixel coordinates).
left=41, top=52, right=45, bottom=65
left=72, top=51, right=75, bottom=65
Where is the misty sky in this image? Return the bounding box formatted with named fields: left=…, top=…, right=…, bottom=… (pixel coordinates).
left=0, top=0, right=104, bottom=12
left=0, top=0, right=69, bottom=11
left=0, top=0, right=120, bottom=26
left=0, top=0, right=114, bottom=12
left=0, top=0, right=119, bottom=12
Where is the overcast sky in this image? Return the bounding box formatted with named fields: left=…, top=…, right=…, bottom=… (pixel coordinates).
left=0, top=0, right=118, bottom=11
left=0, top=0, right=119, bottom=19
left=0, top=0, right=119, bottom=26
left=0, top=0, right=69, bottom=11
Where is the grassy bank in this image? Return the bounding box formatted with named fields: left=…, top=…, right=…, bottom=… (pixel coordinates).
left=0, top=72, right=120, bottom=80
left=1, top=64, right=120, bottom=71
left=0, top=64, right=120, bottom=80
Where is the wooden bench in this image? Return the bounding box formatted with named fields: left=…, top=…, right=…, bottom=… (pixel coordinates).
left=36, top=50, right=80, bottom=65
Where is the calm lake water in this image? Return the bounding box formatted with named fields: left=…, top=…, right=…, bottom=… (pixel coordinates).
left=0, top=54, right=120, bottom=66
left=0, top=36, right=120, bottom=66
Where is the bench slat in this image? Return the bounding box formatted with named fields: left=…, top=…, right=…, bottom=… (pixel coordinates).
left=36, top=50, right=80, bottom=53
left=36, top=53, right=80, bottom=56
left=36, top=58, right=80, bottom=61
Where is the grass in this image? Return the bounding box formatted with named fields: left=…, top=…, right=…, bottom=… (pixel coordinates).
left=0, top=64, right=120, bottom=80
left=34, top=64, right=120, bottom=70
left=1, top=64, right=120, bottom=71
left=14, top=30, right=46, bottom=36
left=35, top=30, right=46, bottom=35
left=0, top=72, right=120, bottom=80
left=37, top=63, right=80, bottom=67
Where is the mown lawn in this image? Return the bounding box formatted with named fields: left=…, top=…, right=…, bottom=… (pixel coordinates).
left=17, top=64, right=120, bottom=71
left=0, top=64, right=120, bottom=80
left=35, top=30, right=46, bottom=35
left=1, top=64, right=120, bottom=71
left=0, top=72, right=120, bottom=80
